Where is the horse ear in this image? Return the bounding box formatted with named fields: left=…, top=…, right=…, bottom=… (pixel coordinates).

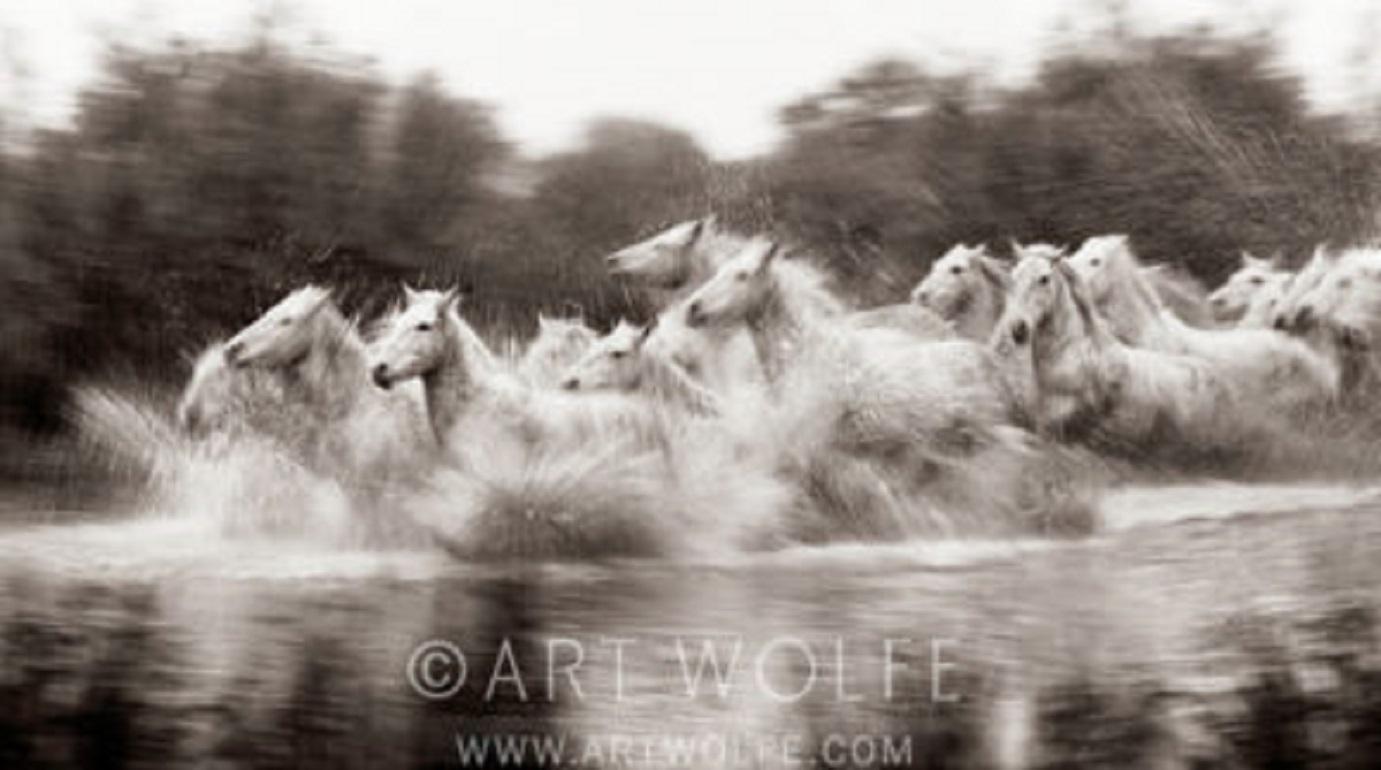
left=636, top=315, right=659, bottom=348
left=402, top=283, right=422, bottom=305
left=757, top=241, right=782, bottom=272
left=685, top=218, right=706, bottom=246
left=441, top=286, right=461, bottom=311
left=303, top=285, right=332, bottom=315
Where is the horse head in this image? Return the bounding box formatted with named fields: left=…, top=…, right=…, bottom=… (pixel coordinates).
left=224, top=285, right=333, bottom=370
left=684, top=237, right=781, bottom=329
left=560, top=318, right=652, bottom=392
left=911, top=243, right=1004, bottom=321
left=605, top=217, right=713, bottom=288
left=369, top=285, right=462, bottom=389
left=1209, top=251, right=1282, bottom=323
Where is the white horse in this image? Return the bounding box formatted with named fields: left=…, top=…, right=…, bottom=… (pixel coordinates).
left=369, top=287, right=528, bottom=446
left=1068, top=235, right=1339, bottom=409
left=1207, top=251, right=1284, bottom=324
left=605, top=216, right=744, bottom=299
left=559, top=319, right=722, bottom=416
left=518, top=313, right=599, bottom=388
left=999, top=252, right=1242, bottom=451
left=682, top=237, right=1024, bottom=458
left=608, top=219, right=951, bottom=388
left=912, top=243, right=1011, bottom=340
left=223, top=285, right=431, bottom=479
left=605, top=218, right=766, bottom=393
left=1292, top=247, right=1381, bottom=336
left=371, top=287, right=661, bottom=454
left=1294, top=247, right=1381, bottom=393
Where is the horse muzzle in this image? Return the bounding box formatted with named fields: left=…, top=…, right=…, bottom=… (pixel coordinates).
left=1009, top=319, right=1030, bottom=346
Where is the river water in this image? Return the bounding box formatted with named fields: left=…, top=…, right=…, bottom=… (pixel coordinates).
left=2, top=482, right=1380, bottom=768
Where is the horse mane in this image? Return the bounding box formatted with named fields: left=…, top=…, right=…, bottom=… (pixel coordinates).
left=1100, top=238, right=1169, bottom=316
left=974, top=253, right=1012, bottom=322
left=316, top=304, right=366, bottom=361
left=1052, top=260, right=1097, bottom=334
left=768, top=254, right=847, bottom=320
left=293, top=302, right=372, bottom=418
left=694, top=220, right=751, bottom=276
left=1145, top=264, right=1205, bottom=304
left=636, top=351, right=722, bottom=416
left=443, top=301, right=501, bottom=376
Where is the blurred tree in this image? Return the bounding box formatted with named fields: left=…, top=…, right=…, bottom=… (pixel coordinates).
left=379, top=73, right=508, bottom=251
left=534, top=119, right=710, bottom=254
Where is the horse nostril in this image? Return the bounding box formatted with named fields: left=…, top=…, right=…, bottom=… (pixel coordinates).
left=224, top=341, right=244, bottom=366
left=1273, top=315, right=1289, bottom=331
left=1010, top=320, right=1030, bottom=346
left=1210, top=296, right=1225, bottom=307
left=915, top=290, right=929, bottom=306
left=562, top=378, right=580, bottom=391
left=686, top=302, right=703, bottom=326
left=371, top=363, right=392, bottom=390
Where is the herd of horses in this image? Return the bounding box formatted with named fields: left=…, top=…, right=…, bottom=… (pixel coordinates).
left=162, top=216, right=1381, bottom=554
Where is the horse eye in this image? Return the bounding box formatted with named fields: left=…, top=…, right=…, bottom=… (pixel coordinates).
left=280, top=317, right=293, bottom=326
left=950, top=265, right=963, bottom=275
left=1249, top=277, right=1265, bottom=285
left=415, top=322, right=433, bottom=332
left=610, top=350, right=627, bottom=360
left=1090, top=259, right=1101, bottom=267
left=736, top=272, right=750, bottom=282
left=1038, top=275, right=1051, bottom=286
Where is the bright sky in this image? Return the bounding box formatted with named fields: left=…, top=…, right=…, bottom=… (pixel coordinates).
left=2, top=0, right=1378, bottom=158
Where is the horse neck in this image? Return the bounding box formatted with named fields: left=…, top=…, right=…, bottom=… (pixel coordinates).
left=689, top=230, right=747, bottom=285
left=745, top=281, right=820, bottom=386
left=960, top=281, right=1003, bottom=339
left=294, top=310, right=368, bottom=418
left=457, top=319, right=498, bottom=372
left=421, top=324, right=483, bottom=444
left=1102, top=268, right=1171, bottom=343
left=638, top=353, right=720, bottom=415
left=1033, top=283, right=1121, bottom=392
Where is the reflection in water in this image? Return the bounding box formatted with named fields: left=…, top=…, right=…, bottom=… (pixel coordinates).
left=1, top=496, right=1380, bottom=767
